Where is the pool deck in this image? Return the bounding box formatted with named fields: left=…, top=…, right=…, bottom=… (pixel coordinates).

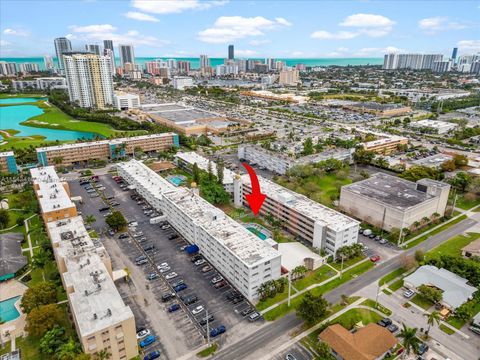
left=0, top=279, right=27, bottom=345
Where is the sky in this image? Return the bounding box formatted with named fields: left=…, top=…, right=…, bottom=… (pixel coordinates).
left=0, top=0, right=479, bottom=58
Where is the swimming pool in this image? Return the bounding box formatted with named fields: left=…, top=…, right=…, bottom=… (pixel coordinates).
left=0, top=296, right=21, bottom=322
left=247, top=227, right=267, bottom=240
left=167, top=175, right=186, bottom=187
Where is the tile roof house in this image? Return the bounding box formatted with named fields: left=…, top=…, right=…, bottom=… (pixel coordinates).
left=403, top=265, right=477, bottom=309
left=319, top=323, right=398, bottom=360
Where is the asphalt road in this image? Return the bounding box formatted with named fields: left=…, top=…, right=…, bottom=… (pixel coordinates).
left=212, top=217, right=477, bottom=360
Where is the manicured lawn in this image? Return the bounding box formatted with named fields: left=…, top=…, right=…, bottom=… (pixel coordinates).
left=0, top=340, right=11, bottom=355
left=382, top=289, right=393, bottom=295
left=456, top=195, right=480, bottom=210
left=446, top=299, right=480, bottom=329
left=425, top=232, right=480, bottom=260
left=333, top=308, right=383, bottom=330
left=197, top=343, right=218, bottom=357
left=389, top=279, right=404, bottom=292
left=256, top=287, right=297, bottom=311
left=262, top=261, right=374, bottom=321
left=361, top=299, right=392, bottom=316
left=403, top=215, right=468, bottom=249
left=379, top=268, right=405, bottom=286
left=439, top=324, right=455, bottom=335
left=294, top=265, right=336, bottom=290
left=332, top=255, right=365, bottom=271
left=411, top=294, right=434, bottom=310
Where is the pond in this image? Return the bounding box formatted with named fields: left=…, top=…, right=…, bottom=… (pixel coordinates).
left=0, top=100, right=97, bottom=140
left=0, top=97, right=46, bottom=104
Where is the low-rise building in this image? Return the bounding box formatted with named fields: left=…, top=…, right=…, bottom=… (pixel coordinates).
left=117, top=160, right=281, bottom=301
left=319, top=323, right=398, bottom=360
left=339, top=173, right=450, bottom=231
left=410, top=119, right=457, bottom=134
left=461, top=238, right=480, bottom=259
left=0, top=233, right=27, bottom=282
left=362, top=135, right=408, bottom=155
left=238, top=175, right=359, bottom=256
left=0, top=151, right=18, bottom=174
left=342, top=102, right=412, bottom=117
left=172, top=76, right=194, bottom=90
left=31, top=166, right=78, bottom=223
left=403, top=265, right=477, bottom=309
left=237, top=144, right=353, bottom=175
left=114, top=92, right=140, bottom=110
left=174, top=152, right=235, bottom=193
left=36, top=133, right=179, bottom=166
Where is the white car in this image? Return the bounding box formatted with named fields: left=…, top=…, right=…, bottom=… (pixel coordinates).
left=161, top=224, right=171, bottom=230
left=194, top=259, right=206, bottom=266
left=166, top=272, right=178, bottom=280
left=192, top=305, right=204, bottom=315
left=159, top=266, right=171, bottom=273
left=136, top=329, right=150, bottom=339
left=128, top=222, right=138, bottom=227
left=158, top=262, right=169, bottom=269
left=403, top=289, right=415, bottom=298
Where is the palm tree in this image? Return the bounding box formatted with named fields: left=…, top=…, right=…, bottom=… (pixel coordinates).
left=421, top=216, right=430, bottom=225
left=413, top=221, right=421, bottom=230
left=56, top=338, right=81, bottom=360
left=431, top=212, right=440, bottom=223
left=424, top=311, right=441, bottom=335
left=398, top=324, right=420, bottom=358
left=94, top=349, right=111, bottom=360
left=124, top=267, right=131, bottom=285
left=85, top=215, right=96, bottom=227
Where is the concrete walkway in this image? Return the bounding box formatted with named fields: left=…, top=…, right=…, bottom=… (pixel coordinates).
left=24, top=214, right=38, bottom=258
left=260, top=258, right=370, bottom=315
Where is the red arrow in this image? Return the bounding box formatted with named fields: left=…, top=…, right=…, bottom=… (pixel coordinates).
left=241, top=162, right=266, bottom=216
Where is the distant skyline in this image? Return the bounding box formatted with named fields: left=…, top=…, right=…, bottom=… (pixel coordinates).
left=1, top=0, right=479, bottom=58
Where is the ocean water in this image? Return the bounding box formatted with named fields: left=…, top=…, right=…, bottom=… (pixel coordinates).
left=1, top=57, right=383, bottom=71
left=0, top=100, right=97, bottom=140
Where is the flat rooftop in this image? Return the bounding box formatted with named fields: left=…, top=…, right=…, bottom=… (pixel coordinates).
left=118, top=160, right=279, bottom=266
left=47, top=217, right=134, bottom=337
left=0, top=151, right=14, bottom=157
left=176, top=152, right=234, bottom=185
left=363, top=135, right=407, bottom=148
left=0, top=233, right=27, bottom=278
left=30, top=167, right=75, bottom=213
left=349, top=102, right=409, bottom=111
left=342, top=172, right=436, bottom=209
left=144, top=104, right=217, bottom=123
left=241, top=174, right=359, bottom=232
left=36, top=133, right=175, bottom=152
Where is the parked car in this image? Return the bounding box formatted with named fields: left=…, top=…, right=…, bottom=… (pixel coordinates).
left=403, top=289, right=415, bottom=298
left=181, top=295, right=198, bottom=305
left=143, top=350, right=161, bottom=360
left=136, top=329, right=150, bottom=339
left=118, top=233, right=129, bottom=239
left=161, top=293, right=175, bottom=302
left=191, top=255, right=203, bottom=263
left=214, top=280, right=227, bottom=289
left=368, top=233, right=376, bottom=239
left=136, top=259, right=148, bottom=266
left=168, top=303, right=180, bottom=312
left=174, top=283, right=188, bottom=292
left=159, top=266, right=171, bottom=273
left=191, top=305, right=204, bottom=315
left=210, top=325, right=226, bottom=338
left=241, top=307, right=254, bottom=317
left=363, top=229, right=372, bottom=236
left=165, top=272, right=178, bottom=280
left=387, top=324, right=399, bottom=333
left=201, top=265, right=213, bottom=273
left=285, top=354, right=297, bottom=360
left=248, top=312, right=261, bottom=322
left=370, top=255, right=381, bottom=262
left=157, top=262, right=169, bottom=268
left=143, top=245, right=155, bottom=252
left=128, top=221, right=138, bottom=227
left=171, top=279, right=184, bottom=288
left=418, top=343, right=429, bottom=355
left=226, top=291, right=240, bottom=301
left=139, top=335, right=156, bottom=348
left=147, top=273, right=159, bottom=281
left=377, top=318, right=392, bottom=327
left=136, top=255, right=146, bottom=262
left=161, top=224, right=171, bottom=230
left=194, top=259, right=206, bottom=266
left=199, top=314, right=214, bottom=326
left=211, top=276, right=223, bottom=284
left=379, top=239, right=388, bottom=245
left=232, top=296, right=244, bottom=304
left=168, top=234, right=179, bottom=240
left=98, top=206, right=110, bottom=212
left=469, top=326, right=480, bottom=335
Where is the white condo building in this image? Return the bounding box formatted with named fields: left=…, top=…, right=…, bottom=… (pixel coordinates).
left=172, top=76, right=194, bottom=90
left=64, top=53, right=114, bottom=109
left=117, top=160, right=281, bottom=301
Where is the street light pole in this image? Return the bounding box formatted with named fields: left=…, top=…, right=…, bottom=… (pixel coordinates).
left=340, top=255, right=344, bottom=278
left=375, top=283, right=380, bottom=309
left=287, top=273, right=292, bottom=307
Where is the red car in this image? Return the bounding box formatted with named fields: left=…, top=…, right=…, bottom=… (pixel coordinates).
left=370, top=255, right=381, bottom=262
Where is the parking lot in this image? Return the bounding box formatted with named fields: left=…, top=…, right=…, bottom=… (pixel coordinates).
left=70, top=172, right=264, bottom=358
left=357, top=232, right=403, bottom=263
left=275, top=344, right=314, bottom=360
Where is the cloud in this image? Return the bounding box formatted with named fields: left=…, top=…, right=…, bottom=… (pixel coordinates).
left=312, top=13, right=395, bottom=41
left=340, top=13, right=395, bottom=28
left=275, top=17, right=292, bottom=27
left=131, top=0, right=227, bottom=14
left=68, top=24, right=168, bottom=46
left=354, top=46, right=404, bottom=56
left=125, top=11, right=159, bottom=22
left=0, top=40, right=10, bottom=46
left=198, top=16, right=291, bottom=43
left=291, top=51, right=304, bottom=57
left=2, top=28, right=29, bottom=36
left=311, top=30, right=358, bottom=40
left=457, top=39, right=480, bottom=53
left=419, top=16, right=470, bottom=33
left=235, top=49, right=258, bottom=57
left=326, top=47, right=350, bottom=57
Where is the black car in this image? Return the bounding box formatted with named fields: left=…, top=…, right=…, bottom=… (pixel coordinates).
left=168, top=234, right=179, bottom=240
left=232, top=296, right=244, bottom=304
left=162, top=293, right=175, bottom=302
left=387, top=324, right=398, bottom=333
left=99, top=206, right=110, bottom=212
left=190, top=255, right=202, bottom=263
left=143, top=245, right=155, bottom=252
left=118, top=233, right=129, bottom=239
left=199, top=314, right=214, bottom=326
left=241, top=307, right=254, bottom=317
left=181, top=295, right=198, bottom=305
left=226, top=291, right=239, bottom=301
left=377, top=318, right=392, bottom=327
left=171, top=279, right=184, bottom=288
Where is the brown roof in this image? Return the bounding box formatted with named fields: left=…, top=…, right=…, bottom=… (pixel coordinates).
left=461, top=239, right=480, bottom=254
left=319, top=323, right=397, bottom=360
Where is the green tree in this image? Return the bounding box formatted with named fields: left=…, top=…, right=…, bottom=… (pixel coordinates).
left=424, top=311, right=441, bottom=335
left=398, top=324, right=420, bottom=358
left=85, top=215, right=96, bottom=226
left=207, top=160, right=214, bottom=181
left=40, top=326, right=66, bottom=356
left=296, top=292, right=329, bottom=326
left=440, top=159, right=456, bottom=172
left=216, top=159, right=224, bottom=185
left=414, top=249, right=425, bottom=263
left=74, top=354, right=91, bottom=360
left=105, top=211, right=127, bottom=231
left=192, top=163, right=201, bottom=184
left=57, top=338, right=81, bottom=360
left=303, top=137, right=314, bottom=155
left=400, top=165, right=440, bottom=182
left=418, top=284, right=443, bottom=303
left=450, top=172, right=471, bottom=192
left=26, top=303, right=64, bottom=337
left=353, top=148, right=375, bottom=165
left=313, top=342, right=335, bottom=360
left=21, top=281, right=58, bottom=313
left=453, top=154, right=468, bottom=167
left=0, top=208, right=10, bottom=229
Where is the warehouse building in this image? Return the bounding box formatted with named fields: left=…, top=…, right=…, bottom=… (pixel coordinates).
left=339, top=173, right=450, bottom=231
left=238, top=175, right=359, bottom=256
left=410, top=119, right=457, bottom=134
left=117, top=160, right=281, bottom=301
left=36, top=133, right=179, bottom=166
